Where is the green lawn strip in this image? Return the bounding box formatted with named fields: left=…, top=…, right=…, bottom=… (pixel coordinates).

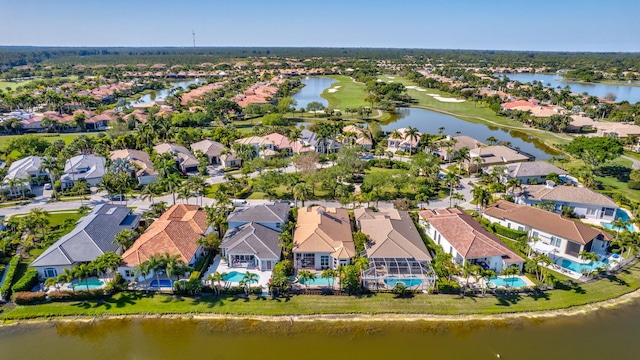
left=0, top=80, right=35, bottom=91
left=3, top=262, right=640, bottom=320
left=320, top=75, right=370, bottom=110
left=0, top=133, right=96, bottom=148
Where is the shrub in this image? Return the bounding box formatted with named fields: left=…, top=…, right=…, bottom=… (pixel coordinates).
left=104, top=273, right=129, bottom=293
left=11, top=267, right=39, bottom=294
left=48, top=289, right=105, bottom=302
left=13, top=291, right=46, bottom=305
left=489, top=223, right=528, bottom=240
left=628, top=181, right=640, bottom=190
left=0, top=256, right=20, bottom=298
left=273, top=259, right=293, bottom=277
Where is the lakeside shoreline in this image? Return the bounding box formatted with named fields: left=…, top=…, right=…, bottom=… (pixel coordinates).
left=3, top=284, right=640, bottom=327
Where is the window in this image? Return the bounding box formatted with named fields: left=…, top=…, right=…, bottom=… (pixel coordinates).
left=507, top=223, right=511, bottom=229
left=604, top=208, right=615, bottom=216
left=517, top=226, right=524, bottom=231
left=551, top=236, right=562, bottom=248
left=532, top=231, right=539, bottom=239
left=320, top=256, right=329, bottom=268
left=44, top=268, right=57, bottom=278
left=587, top=208, right=597, bottom=216
left=125, top=270, right=133, bottom=277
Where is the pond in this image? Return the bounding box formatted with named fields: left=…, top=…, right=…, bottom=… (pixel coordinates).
left=497, top=73, right=640, bottom=104
left=127, top=79, right=201, bottom=106
left=2, top=300, right=640, bottom=360
left=292, top=77, right=336, bottom=110
left=380, top=107, right=558, bottom=159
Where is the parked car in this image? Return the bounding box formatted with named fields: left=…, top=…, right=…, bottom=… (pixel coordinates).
left=43, top=183, right=52, bottom=190
left=111, top=194, right=126, bottom=201
left=232, top=199, right=248, bottom=206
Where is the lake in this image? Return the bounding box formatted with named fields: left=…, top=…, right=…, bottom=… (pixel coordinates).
left=292, top=77, right=337, bottom=110
left=498, top=73, right=640, bottom=104
left=128, top=79, right=201, bottom=106
left=2, top=300, right=640, bottom=360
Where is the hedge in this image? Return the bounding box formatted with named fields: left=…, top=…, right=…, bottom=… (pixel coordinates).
left=0, top=256, right=20, bottom=298
left=48, top=289, right=105, bottom=302
left=13, top=291, right=46, bottom=305
left=489, top=223, right=528, bottom=240
left=11, top=267, right=39, bottom=294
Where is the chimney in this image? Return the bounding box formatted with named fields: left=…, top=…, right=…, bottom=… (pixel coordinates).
left=546, top=180, right=556, bottom=189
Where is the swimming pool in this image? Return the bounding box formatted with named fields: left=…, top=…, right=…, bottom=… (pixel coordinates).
left=487, top=276, right=527, bottom=288
left=556, top=257, right=608, bottom=274
left=222, top=271, right=259, bottom=283
left=298, top=277, right=334, bottom=286
left=601, top=209, right=635, bottom=232
left=71, top=279, right=104, bottom=289
left=384, top=278, right=422, bottom=287
left=149, top=279, right=173, bottom=288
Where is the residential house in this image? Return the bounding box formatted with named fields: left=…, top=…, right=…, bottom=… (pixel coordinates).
left=263, top=132, right=311, bottom=156
left=419, top=208, right=524, bottom=272
left=227, top=202, right=290, bottom=231
left=60, top=155, right=106, bottom=189
left=434, top=135, right=483, bottom=161
left=220, top=153, right=242, bottom=168
left=483, top=200, right=613, bottom=259
left=110, top=149, right=158, bottom=185
left=119, top=204, right=210, bottom=280
left=300, top=129, right=342, bottom=154
left=489, top=161, right=569, bottom=185
left=293, top=206, right=354, bottom=270
left=342, top=125, right=373, bottom=150
left=31, top=204, right=140, bottom=278
left=515, top=182, right=619, bottom=222
left=354, top=208, right=434, bottom=290
left=234, top=136, right=278, bottom=158
left=2, top=156, right=49, bottom=196
left=190, top=139, right=226, bottom=165
left=153, top=143, right=199, bottom=173
left=470, top=145, right=531, bottom=170
left=387, top=128, right=422, bottom=153
left=220, top=222, right=281, bottom=271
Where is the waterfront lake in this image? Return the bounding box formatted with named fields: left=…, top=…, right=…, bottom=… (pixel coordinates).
left=498, top=73, right=640, bottom=104
left=292, top=77, right=337, bottom=109
left=1, top=300, right=640, bottom=360
left=128, top=79, right=201, bottom=106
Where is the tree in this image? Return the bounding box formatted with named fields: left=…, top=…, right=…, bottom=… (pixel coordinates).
left=197, top=232, right=221, bottom=255
left=444, top=172, right=459, bottom=208
left=163, top=253, right=183, bottom=293
left=92, top=252, right=122, bottom=281
left=564, top=136, right=623, bottom=168
left=306, top=101, right=325, bottom=116
left=392, top=282, right=410, bottom=297
left=297, top=269, right=316, bottom=290
left=321, top=268, right=337, bottom=289
left=293, top=182, right=311, bottom=207
left=405, top=126, right=420, bottom=155
left=73, top=263, right=94, bottom=291
left=207, top=271, right=227, bottom=296
left=44, top=276, right=60, bottom=293
left=161, top=173, right=183, bottom=205
left=146, top=254, right=166, bottom=291
left=113, top=229, right=138, bottom=252
left=472, top=186, right=491, bottom=214
left=579, top=251, right=600, bottom=276
left=240, top=271, right=259, bottom=295
left=506, top=178, right=522, bottom=195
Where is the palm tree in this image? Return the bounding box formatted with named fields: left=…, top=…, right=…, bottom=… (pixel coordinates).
left=73, top=263, right=94, bottom=291
left=297, top=269, right=316, bottom=290
left=163, top=253, right=183, bottom=293
left=321, top=268, right=337, bottom=289
left=293, top=182, right=310, bottom=207
left=353, top=256, right=370, bottom=274
left=134, top=261, right=152, bottom=292
left=40, top=156, right=60, bottom=200
left=444, top=172, right=459, bottom=208
left=140, top=183, right=157, bottom=206
left=389, top=129, right=403, bottom=152
left=578, top=251, right=600, bottom=276
left=161, top=173, right=183, bottom=205
left=44, top=277, right=60, bottom=293
left=405, top=126, right=420, bottom=156
left=187, top=175, right=207, bottom=206
left=472, top=186, right=491, bottom=214
left=451, top=192, right=465, bottom=207
left=113, top=229, right=138, bottom=252
left=454, top=147, right=471, bottom=173
left=499, top=265, right=520, bottom=289
left=28, top=208, right=49, bottom=239
left=147, top=254, right=166, bottom=291
left=207, top=271, right=227, bottom=296
left=241, top=272, right=259, bottom=295
left=506, top=178, right=522, bottom=195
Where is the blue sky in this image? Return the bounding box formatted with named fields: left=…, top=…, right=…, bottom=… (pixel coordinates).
left=1, top=0, right=638, bottom=52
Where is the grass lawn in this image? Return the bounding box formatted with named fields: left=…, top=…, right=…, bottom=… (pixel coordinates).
left=0, top=133, right=96, bottom=149
left=0, top=80, right=35, bottom=91
left=320, top=75, right=371, bottom=110
left=3, top=260, right=640, bottom=319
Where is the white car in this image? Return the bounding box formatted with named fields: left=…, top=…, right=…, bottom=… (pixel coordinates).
left=43, top=183, right=52, bottom=190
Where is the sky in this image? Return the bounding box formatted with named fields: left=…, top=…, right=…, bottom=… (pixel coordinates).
left=1, top=0, right=639, bottom=52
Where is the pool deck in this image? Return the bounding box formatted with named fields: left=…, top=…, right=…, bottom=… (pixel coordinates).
left=204, top=255, right=272, bottom=294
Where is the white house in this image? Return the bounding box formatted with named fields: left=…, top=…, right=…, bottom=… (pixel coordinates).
left=419, top=208, right=524, bottom=272
left=220, top=222, right=281, bottom=271
left=2, top=155, right=49, bottom=196
left=110, top=149, right=158, bottom=185
left=60, top=155, right=106, bottom=189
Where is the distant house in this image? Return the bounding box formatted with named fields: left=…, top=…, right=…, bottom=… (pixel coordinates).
left=227, top=202, right=290, bottom=232
left=434, top=135, right=483, bottom=161
left=154, top=143, right=199, bottom=173
left=110, top=149, right=158, bottom=185
left=234, top=136, right=278, bottom=158
left=220, top=222, right=281, bottom=271
left=470, top=145, right=531, bottom=170
left=489, top=161, right=568, bottom=185
left=484, top=201, right=613, bottom=259
left=293, top=206, right=354, bottom=270
left=31, top=204, right=140, bottom=278
left=300, top=129, right=342, bottom=154
left=119, top=204, right=210, bottom=280
left=515, top=182, right=619, bottom=222
left=354, top=208, right=434, bottom=290
left=2, top=156, right=49, bottom=196
left=263, top=132, right=311, bottom=156
left=342, top=125, right=373, bottom=150
left=190, top=139, right=226, bottom=165
left=220, top=153, right=242, bottom=169
left=60, top=155, right=106, bottom=189
left=387, top=127, right=422, bottom=153
left=419, top=208, right=524, bottom=272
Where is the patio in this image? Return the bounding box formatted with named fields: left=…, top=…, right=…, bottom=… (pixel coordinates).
left=361, top=258, right=436, bottom=292
left=204, top=255, right=272, bottom=294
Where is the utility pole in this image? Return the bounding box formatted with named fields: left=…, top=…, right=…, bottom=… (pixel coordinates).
left=192, top=30, right=196, bottom=48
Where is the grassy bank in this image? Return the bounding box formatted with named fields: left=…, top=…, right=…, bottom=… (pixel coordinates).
left=320, top=75, right=370, bottom=110
left=2, top=261, right=640, bottom=320
left=0, top=133, right=97, bottom=148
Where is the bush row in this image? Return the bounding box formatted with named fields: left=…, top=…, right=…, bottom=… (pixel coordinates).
left=0, top=256, right=20, bottom=298
left=488, top=222, right=528, bottom=240
left=11, top=267, right=39, bottom=294
left=13, top=291, right=46, bottom=305
left=48, top=289, right=105, bottom=302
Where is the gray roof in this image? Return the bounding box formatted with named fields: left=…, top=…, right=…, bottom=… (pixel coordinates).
left=300, top=129, right=342, bottom=151
left=221, top=222, right=281, bottom=259
left=31, top=204, right=140, bottom=267
left=503, top=161, right=568, bottom=178
left=4, top=156, right=46, bottom=182
left=190, top=139, right=226, bottom=158
left=517, top=184, right=618, bottom=208
left=227, top=202, right=289, bottom=225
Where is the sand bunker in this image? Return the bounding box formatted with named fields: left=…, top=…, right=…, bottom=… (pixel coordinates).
left=426, top=93, right=465, bottom=103
left=327, top=89, right=338, bottom=93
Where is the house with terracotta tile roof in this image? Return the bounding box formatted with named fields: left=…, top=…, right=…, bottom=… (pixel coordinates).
left=419, top=208, right=524, bottom=272
left=483, top=201, right=613, bottom=259
left=263, top=132, right=311, bottom=156
left=110, top=149, right=158, bottom=185
left=515, top=182, right=619, bottom=222
left=355, top=208, right=435, bottom=290
left=342, top=125, right=373, bottom=150
left=234, top=136, right=278, bottom=159
left=119, top=204, right=210, bottom=279
left=293, top=206, right=355, bottom=270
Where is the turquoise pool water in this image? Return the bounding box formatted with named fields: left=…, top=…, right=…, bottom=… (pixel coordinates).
left=557, top=257, right=608, bottom=274
left=601, top=209, right=635, bottom=232
left=384, top=278, right=422, bottom=287
left=71, top=279, right=104, bottom=289
left=487, top=277, right=526, bottom=288
left=222, top=271, right=258, bottom=283
left=298, top=277, right=334, bottom=286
